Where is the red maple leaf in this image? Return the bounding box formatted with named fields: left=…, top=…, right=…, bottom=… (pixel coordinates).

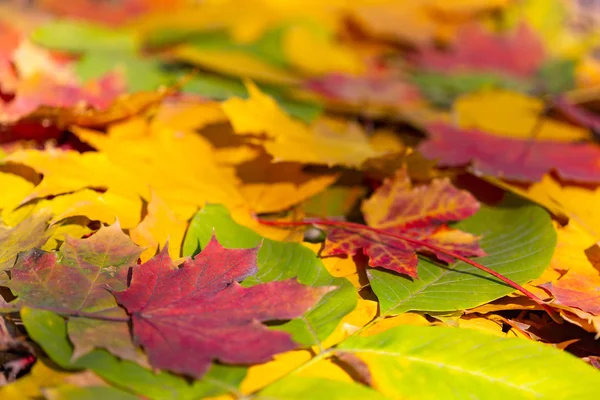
left=419, top=123, right=600, bottom=183
left=321, top=168, right=484, bottom=278
left=113, top=235, right=331, bottom=378
left=412, top=23, right=545, bottom=78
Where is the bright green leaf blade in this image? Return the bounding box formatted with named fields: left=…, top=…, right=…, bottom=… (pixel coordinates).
left=21, top=308, right=246, bottom=400
left=44, top=386, right=139, bottom=400
left=184, top=204, right=356, bottom=345
left=338, top=325, right=600, bottom=399
left=76, top=53, right=173, bottom=92
left=31, top=20, right=138, bottom=53
left=369, top=198, right=556, bottom=315
left=257, top=376, right=387, bottom=400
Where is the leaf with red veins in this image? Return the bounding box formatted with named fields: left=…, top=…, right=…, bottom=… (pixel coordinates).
left=412, top=23, right=545, bottom=78
left=113, top=235, right=331, bottom=378
left=322, top=168, right=484, bottom=278
left=323, top=228, right=418, bottom=278
left=7, top=223, right=145, bottom=364
left=419, top=123, right=600, bottom=183
left=362, top=169, right=479, bottom=229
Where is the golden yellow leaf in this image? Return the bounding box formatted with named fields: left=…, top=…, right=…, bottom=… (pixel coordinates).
left=362, top=312, right=431, bottom=336
left=131, top=191, right=188, bottom=262
left=454, top=90, right=589, bottom=141
left=172, top=46, right=299, bottom=85
left=499, top=175, right=600, bottom=240
left=283, top=25, right=364, bottom=75
left=0, top=171, right=33, bottom=213
left=236, top=153, right=338, bottom=214
left=41, top=222, right=93, bottom=251
left=73, top=120, right=247, bottom=219
left=152, top=100, right=228, bottom=132
left=313, top=247, right=364, bottom=289
left=321, top=298, right=379, bottom=348
left=4, top=149, right=143, bottom=202
left=222, top=82, right=384, bottom=167
left=2, top=189, right=141, bottom=229
left=240, top=350, right=352, bottom=394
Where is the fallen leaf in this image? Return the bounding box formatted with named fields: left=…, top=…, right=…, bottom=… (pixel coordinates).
left=413, top=23, right=545, bottom=78
left=455, top=90, right=589, bottom=141
left=222, top=81, right=384, bottom=167
left=322, top=168, right=483, bottom=277
left=7, top=223, right=145, bottom=364
left=420, top=123, right=600, bottom=182
left=130, top=190, right=187, bottom=262
left=114, top=235, right=331, bottom=378
left=235, top=152, right=339, bottom=214
left=0, top=211, right=51, bottom=270
left=283, top=25, right=363, bottom=76
left=0, top=171, right=33, bottom=213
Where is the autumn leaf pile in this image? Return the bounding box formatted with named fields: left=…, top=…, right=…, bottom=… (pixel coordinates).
left=2, top=0, right=600, bottom=398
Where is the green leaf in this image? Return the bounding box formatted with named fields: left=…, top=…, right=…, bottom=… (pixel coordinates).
left=337, top=325, right=600, bottom=399
left=44, top=386, right=139, bottom=400
left=536, top=59, right=576, bottom=95
left=183, top=204, right=356, bottom=345
left=31, top=20, right=138, bottom=53
left=257, top=376, right=387, bottom=400
left=76, top=53, right=173, bottom=92
left=21, top=308, right=246, bottom=400
left=183, top=28, right=288, bottom=68
left=369, top=197, right=556, bottom=315
left=411, top=71, right=530, bottom=108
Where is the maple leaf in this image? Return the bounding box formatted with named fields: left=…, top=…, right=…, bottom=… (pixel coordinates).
left=221, top=81, right=385, bottom=167
left=322, top=168, right=484, bottom=278
left=419, top=123, right=600, bottom=183
left=412, top=23, right=545, bottom=78
left=6, top=223, right=145, bottom=364
left=0, top=211, right=52, bottom=271
left=113, top=235, right=331, bottom=378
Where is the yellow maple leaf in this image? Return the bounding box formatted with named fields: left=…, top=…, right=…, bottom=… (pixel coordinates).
left=236, top=153, right=339, bottom=214
left=2, top=189, right=142, bottom=229
left=283, top=25, right=364, bottom=75
left=498, top=175, right=600, bottom=240
left=130, top=191, right=188, bottom=262
left=222, top=81, right=385, bottom=167
left=0, top=171, right=33, bottom=214
left=454, top=90, right=590, bottom=142
left=172, top=46, right=300, bottom=85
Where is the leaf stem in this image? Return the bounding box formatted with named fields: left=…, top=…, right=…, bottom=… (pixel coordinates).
left=256, top=217, right=562, bottom=323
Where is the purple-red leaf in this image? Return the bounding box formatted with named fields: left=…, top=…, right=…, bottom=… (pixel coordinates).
left=412, top=23, right=545, bottom=78
left=420, top=123, right=600, bottom=182
left=113, top=235, right=331, bottom=378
